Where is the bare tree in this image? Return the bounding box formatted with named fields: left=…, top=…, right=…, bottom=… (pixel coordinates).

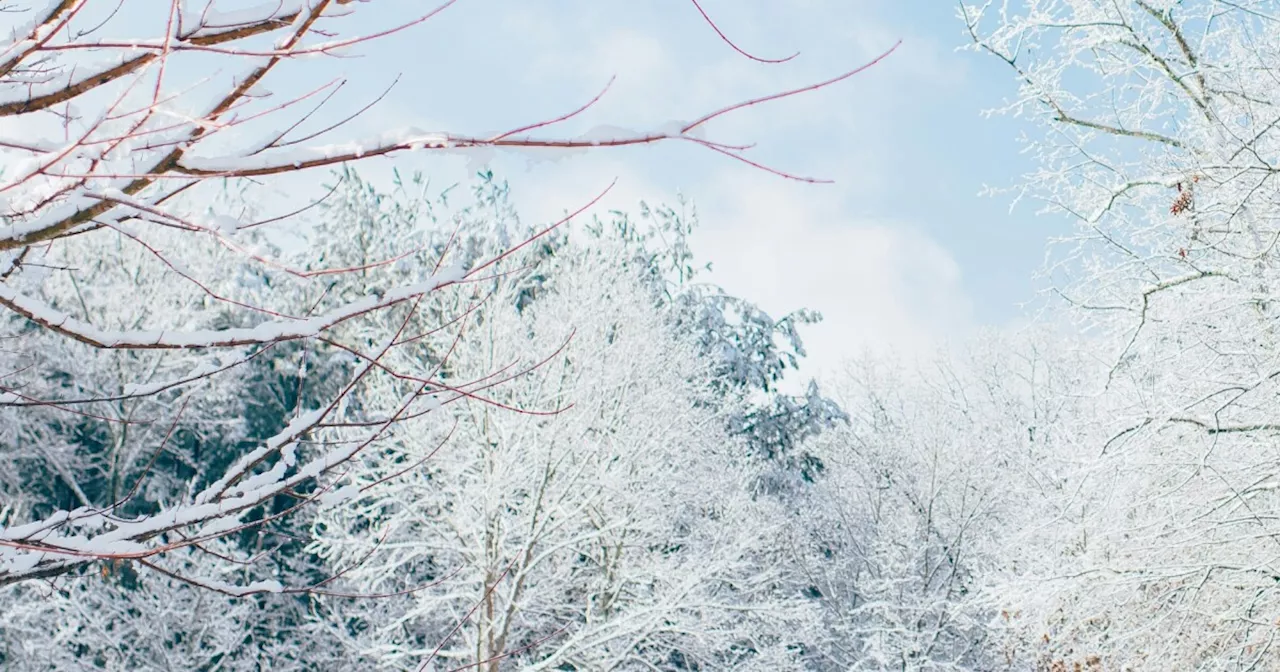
left=0, top=0, right=894, bottom=589
left=785, top=330, right=1099, bottom=672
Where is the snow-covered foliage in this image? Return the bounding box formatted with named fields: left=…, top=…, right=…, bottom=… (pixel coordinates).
left=589, top=202, right=849, bottom=485
left=779, top=332, right=1097, bottom=671
left=0, top=162, right=848, bottom=669
left=0, top=540, right=343, bottom=671
left=0, top=0, right=889, bottom=591
left=29, top=0, right=1280, bottom=668
left=308, top=221, right=816, bottom=670
left=964, top=0, right=1280, bottom=667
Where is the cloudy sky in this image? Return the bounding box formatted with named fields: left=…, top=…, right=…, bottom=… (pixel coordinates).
left=81, top=0, right=1070, bottom=382
left=282, top=0, right=1069, bottom=380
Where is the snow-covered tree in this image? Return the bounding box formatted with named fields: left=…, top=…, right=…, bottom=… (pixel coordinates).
left=579, top=201, right=848, bottom=498
left=0, top=536, right=349, bottom=671
left=782, top=331, right=1098, bottom=671
left=0, top=155, right=852, bottom=668
left=307, top=199, right=817, bottom=671
left=964, top=1, right=1280, bottom=666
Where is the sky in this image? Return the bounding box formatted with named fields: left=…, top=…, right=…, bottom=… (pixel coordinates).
left=274, top=0, right=1067, bottom=383
left=19, top=0, right=1070, bottom=385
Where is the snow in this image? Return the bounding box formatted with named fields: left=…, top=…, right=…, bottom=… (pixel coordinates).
left=574, top=125, right=651, bottom=146
left=120, top=359, right=225, bottom=397
left=0, top=142, right=80, bottom=194
left=275, top=6, right=316, bottom=50
left=243, top=81, right=273, bottom=98
left=206, top=214, right=243, bottom=234
left=657, top=119, right=705, bottom=140
left=301, top=41, right=354, bottom=58
left=0, top=263, right=464, bottom=349
left=0, top=50, right=151, bottom=109
left=196, top=515, right=245, bottom=539
left=322, top=3, right=358, bottom=18
left=228, top=464, right=288, bottom=497
left=318, top=484, right=361, bottom=506
left=0, top=190, right=115, bottom=245
left=0, top=0, right=65, bottom=55
left=184, top=1, right=307, bottom=33
left=196, top=407, right=329, bottom=505
left=1, top=509, right=69, bottom=541
left=564, top=122, right=698, bottom=146
left=295, top=455, right=329, bottom=480
left=1, top=549, right=44, bottom=573
left=76, top=537, right=146, bottom=556
left=181, top=128, right=454, bottom=173
left=204, top=578, right=284, bottom=596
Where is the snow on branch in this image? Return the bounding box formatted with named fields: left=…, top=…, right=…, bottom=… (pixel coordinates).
left=0, top=264, right=463, bottom=349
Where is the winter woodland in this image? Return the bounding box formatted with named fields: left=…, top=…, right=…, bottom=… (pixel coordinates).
left=2, top=0, right=1279, bottom=670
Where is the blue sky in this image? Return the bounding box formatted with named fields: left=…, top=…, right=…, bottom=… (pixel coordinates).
left=269, top=0, right=1067, bottom=378
left=46, top=0, right=1068, bottom=380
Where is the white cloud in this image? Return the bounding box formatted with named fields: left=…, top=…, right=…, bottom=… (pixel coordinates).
left=690, top=172, right=973, bottom=387
left=498, top=157, right=974, bottom=390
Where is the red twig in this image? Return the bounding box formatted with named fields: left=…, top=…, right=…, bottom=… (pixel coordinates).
left=688, top=0, right=799, bottom=64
